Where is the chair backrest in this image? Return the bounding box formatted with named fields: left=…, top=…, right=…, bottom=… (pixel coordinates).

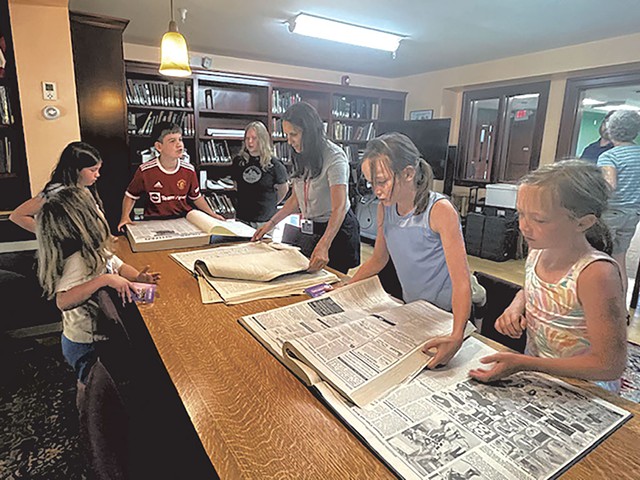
left=80, top=359, right=128, bottom=480
left=473, top=271, right=526, bottom=353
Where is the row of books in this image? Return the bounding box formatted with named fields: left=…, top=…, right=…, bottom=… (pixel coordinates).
left=271, top=117, right=285, bottom=138
left=0, top=136, right=13, bottom=174
left=128, top=111, right=195, bottom=137
left=126, top=79, right=192, bottom=108
left=274, top=142, right=292, bottom=163
left=205, top=193, right=236, bottom=218
left=332, top=96, right=379, bottom=120
left=200, top=139, right=233, bottom=164
left=0, top=86, right=14, bottom=126
left=341, top=144, right=365, bottom=164
left=271, top=90, right=302, bottom=115
left=332, top=121, right=376, bottom=142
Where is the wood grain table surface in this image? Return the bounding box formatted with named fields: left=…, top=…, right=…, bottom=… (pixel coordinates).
left=116, top=240, right=640, bottom=479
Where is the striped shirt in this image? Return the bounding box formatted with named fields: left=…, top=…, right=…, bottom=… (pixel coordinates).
left=524, top=248, right=621, bottom=392
left=597, top=145, right=640, bottom=210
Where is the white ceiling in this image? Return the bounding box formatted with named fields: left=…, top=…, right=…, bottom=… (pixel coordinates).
left=68, top=0, right=640, bottom=78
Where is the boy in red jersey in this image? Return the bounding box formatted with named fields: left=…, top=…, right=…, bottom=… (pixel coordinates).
left=118, top=122, right=222, bottom=231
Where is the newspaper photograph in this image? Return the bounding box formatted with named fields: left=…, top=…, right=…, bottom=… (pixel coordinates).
left=317, top=337, right=631, bottom=480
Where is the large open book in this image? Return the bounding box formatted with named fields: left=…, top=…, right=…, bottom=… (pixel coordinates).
left=240, top=277, right=475, bottom=407
left=125, top=210, right=256, bottom=252
left=240, top=277, right=632, bottom=480
left=170, top=242, right=338, bottom=304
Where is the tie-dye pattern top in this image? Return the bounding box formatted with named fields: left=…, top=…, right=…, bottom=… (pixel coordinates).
left=524, top=248, right=621, bottom=392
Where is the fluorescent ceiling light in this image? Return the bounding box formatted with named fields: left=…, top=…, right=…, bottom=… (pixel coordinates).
left=581, top=98, right=601, bottom=105
left=592, top=104, right=640, bottom=112
left=288, top=13, right=405, bottom=53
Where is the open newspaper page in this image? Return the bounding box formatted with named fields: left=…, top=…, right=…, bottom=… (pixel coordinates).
left=205, top=268, right=339, bottom=304
left=126, top=217, right=210, bottom=252
left=239, top=277, right=401, bottom=369
left=170, top=242, right=267, bottom=273
left=283, top=301, right=475, bottom=407
left=186, top=210, right=256, bottom=237
left=196, top=243, right=310, bottom=281
left=316, top=336, right=631, bottom=480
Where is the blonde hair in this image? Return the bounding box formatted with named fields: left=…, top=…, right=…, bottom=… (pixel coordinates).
left=363, top=133, right=434, bottom=215
left=240, top=121, right=275, bottom=170
left=519, top=159, right=612, bottom=253
left=37, top=186, right=115, bottom=298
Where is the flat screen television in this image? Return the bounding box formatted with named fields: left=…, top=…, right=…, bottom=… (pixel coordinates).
left=377, top=119, right=451, bottom=182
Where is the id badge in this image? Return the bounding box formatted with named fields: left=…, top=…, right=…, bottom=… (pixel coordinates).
left=301, top=219, right=314, bottom=235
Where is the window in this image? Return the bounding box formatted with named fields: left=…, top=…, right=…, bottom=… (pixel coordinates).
left=457, top=82, right=549, bottom=184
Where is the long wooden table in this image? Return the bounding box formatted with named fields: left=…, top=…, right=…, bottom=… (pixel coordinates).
left=116, top=240, right=640, bottom=479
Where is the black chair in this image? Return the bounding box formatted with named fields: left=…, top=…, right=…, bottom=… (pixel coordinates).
left=473, top=271, right=526, bottom=353
left=77, top=288, right=133, bottom=480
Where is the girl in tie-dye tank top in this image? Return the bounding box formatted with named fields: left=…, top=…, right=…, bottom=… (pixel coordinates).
left=470, top=160, right=627, bottom=393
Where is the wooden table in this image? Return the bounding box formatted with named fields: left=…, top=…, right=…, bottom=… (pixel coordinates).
left=116, top=240, right=640, bottom=479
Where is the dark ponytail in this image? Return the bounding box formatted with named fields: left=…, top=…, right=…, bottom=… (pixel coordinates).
left=585, top=217, right=613, bottom=255
left=414, top=158, right=434, bottom=215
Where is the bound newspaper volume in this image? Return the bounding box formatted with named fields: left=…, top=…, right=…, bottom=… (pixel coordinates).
left=170, top=242, right=338, bottom=304
left=239, top=276, right=632, bottom=480
left=240, top=277, right=475, bottom=407
left=125, top=210, right=256, bottom=252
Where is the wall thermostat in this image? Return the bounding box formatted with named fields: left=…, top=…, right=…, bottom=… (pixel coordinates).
left=42, top=105, right=61, bottom=120
left=42, top=81, right=57, bottom=101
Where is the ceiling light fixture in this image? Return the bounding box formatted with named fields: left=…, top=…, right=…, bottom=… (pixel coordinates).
left=593, top=103, right=640, bottom=112
left=159, top=0, right=191, bottom=77
left=287, top=13, right=405, bottom=54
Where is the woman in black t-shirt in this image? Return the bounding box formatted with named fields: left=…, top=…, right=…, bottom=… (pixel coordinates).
left=231, top=121, right=288, bottom=228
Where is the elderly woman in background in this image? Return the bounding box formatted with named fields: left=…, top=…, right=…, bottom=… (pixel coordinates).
left=597, top=109, right=640, bottom=296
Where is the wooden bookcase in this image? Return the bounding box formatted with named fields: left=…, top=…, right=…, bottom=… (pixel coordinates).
left=124, top=61, right=406, bottom=217
left=0, top=0, right=29, bottom=199
left=0, top=0, right=32, bottom=241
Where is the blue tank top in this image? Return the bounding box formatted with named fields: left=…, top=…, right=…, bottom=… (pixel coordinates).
left=383, top=192, right=453, bottom=311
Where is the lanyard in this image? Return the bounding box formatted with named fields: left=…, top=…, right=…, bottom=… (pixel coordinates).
left=303, top=179, right=310, bottom=218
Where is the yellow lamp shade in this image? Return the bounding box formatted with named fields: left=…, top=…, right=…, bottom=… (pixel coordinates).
left=159, top=29, right=191, bottom=77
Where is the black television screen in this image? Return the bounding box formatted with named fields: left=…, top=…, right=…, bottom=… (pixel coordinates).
left=377, top=119, right=451, bottom=181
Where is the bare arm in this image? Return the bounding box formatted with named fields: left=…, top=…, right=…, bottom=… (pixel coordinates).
left=57, top=274, right=135, bottom=310
left=275, top=183, right=289, bottom=204
left=192, top=196, right=225, bottom=220
left=9, top=196, right=44, bottom=233
left=252, top=189, right=300, bottom=241
left=471, top=260, right=627, bottom=382
left=308, top=184, right=349, bottom=271
left=118, top=196, right=136, bottom=232
left=422, top=200, right=472, bottom=366
left=494, top=289, right=527, bottom=338
left=348, top=203, right=389, bottom=283
left=600, top=166, right=617, bottom=190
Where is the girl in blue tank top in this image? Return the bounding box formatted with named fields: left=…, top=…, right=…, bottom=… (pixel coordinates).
left=348, top=133, right=472, bottom=368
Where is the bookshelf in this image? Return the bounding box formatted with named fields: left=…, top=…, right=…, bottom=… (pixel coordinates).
left=0, top=0, right=30, bottom=215
left=124, top=61, right=406, bottom=217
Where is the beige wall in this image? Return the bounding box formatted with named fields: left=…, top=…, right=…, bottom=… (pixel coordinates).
left=9, top=0, right=80, bottom=195
left=397, top=32, right=640, bottom=167
left=124, top=43, right=398, bottom=91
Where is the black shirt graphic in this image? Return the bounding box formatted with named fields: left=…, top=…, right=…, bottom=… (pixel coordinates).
left=230, top=155, right=288, bottom=222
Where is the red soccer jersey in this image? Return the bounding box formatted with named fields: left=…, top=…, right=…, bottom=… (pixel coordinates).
left=125, top=158, right=201, bottom=217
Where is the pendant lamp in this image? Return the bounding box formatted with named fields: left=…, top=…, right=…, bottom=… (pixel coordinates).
left=159, top=0, right=191, bottom=77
